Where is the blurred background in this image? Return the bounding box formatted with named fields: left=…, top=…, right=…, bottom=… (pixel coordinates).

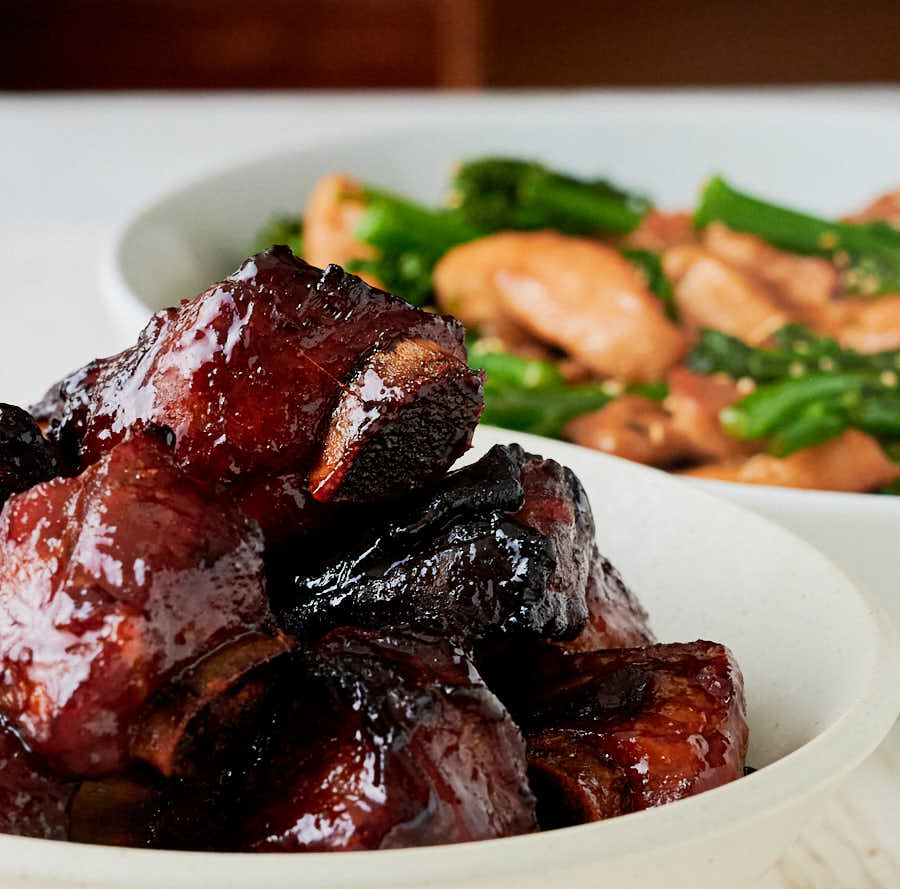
left=3, top=0, right=899, bottom=91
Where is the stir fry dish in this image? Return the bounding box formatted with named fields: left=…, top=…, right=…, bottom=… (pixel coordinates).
left=263, top=160, right=900, bottom=495
left=0, top=250, right=747, bottom=850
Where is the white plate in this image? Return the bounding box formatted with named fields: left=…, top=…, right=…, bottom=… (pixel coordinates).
left=1, top=426, right=897, bottom=889
left=99, top=105, right=900, bottom=625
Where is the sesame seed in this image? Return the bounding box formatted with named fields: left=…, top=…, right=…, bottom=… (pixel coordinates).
left=818, top=357, right=836, bottom=372
left=601, top=380, right=624, bottom=397
left=859, top=275, right=881, bottom=296
left=819, top=232, right=839, bottom=250
left=833, top=250, right=851, bottom=269
left=474, top=336, right=504, bottom=354
left=648, top=422, right=666, bottom=445
left=736, top=377, right=756, bottom=395
left=523, top=365, right=542, bottom=387
left=789, top=361, right=807, bottom=377
left=880, top=370, right=898, bottom=388
left=793, top=340, right=810, bottom=355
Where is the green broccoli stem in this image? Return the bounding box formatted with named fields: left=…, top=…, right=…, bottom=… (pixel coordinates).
left=720, top=374, right=868, bottom=440
left=467, top=344, right=565, bottom=389
left=481, top=381, right=613, bottom=438
left=767, top=401, right=849, bottom=457
left=851, top=395, right=900, bottom=438
left=357, top=187, right=484, bottom=252
left=621, top=249, right=678, bottom=321
left=695, top=177, right=900, bottom=294
left=521, top=172, right=648, bottom=234
left=251, top=215, right=304, bottom=257
left=686, top=326, right=900, bottom=383
left=453, top=158, right=651, bottom=236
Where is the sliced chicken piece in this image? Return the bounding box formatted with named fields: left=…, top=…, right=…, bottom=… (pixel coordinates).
left=665, top=366, right=759, bottom=461
left=301, top=173, right=380, bottom=284
left=843, top=189, right=900, bottom=225
left=624, top=209, right=696, bottom=251
left=703, top=222, right=838, bottom=308
left=563, top=395, right=695, bottom=467
left=681, top=428, right=899, bottom=493
left=436, top=232, right=687, bottom=383
left=810, top=296, right=900, bottom=354
left=663, top=245, right=791, bottom=346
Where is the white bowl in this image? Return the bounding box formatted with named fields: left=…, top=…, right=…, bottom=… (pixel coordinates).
left=1, top=426, right=897, bottom=889
left=99, top=104, right=900, bottom=626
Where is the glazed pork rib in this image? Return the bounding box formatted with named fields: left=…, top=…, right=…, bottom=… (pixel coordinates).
left=277, top=444, right=596, bottom=643
left=503, top=642, right=748, bottom=827
left=240, top=627, right=537, bottom=851
left=0, top=404, right=60, bottom=509
left=37, top=249, right=484, bottom=522
left=278, top=443, right=653, bottom=651
left=0, top=245, right=750, bottom=849
left=0, top=725, right=75, bottom=840
left=0, top=432, right=271, bottom=776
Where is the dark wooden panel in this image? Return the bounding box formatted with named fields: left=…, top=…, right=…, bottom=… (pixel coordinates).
left=1, top=0, right=898, bottom=89
left=483, top=0, right=900, bottom=86
left=0, top=0, right=482, bottom=89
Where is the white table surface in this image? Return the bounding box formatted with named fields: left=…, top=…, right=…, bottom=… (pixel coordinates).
left=1, top=89, right=899, bottom=887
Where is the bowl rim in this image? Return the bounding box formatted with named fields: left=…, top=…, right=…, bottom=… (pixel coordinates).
left=2, top=428, right=898, bottom=887
left=99, top=103, right=900, bottom=507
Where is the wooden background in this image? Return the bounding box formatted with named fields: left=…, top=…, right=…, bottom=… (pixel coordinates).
left=2, top=0, right=899, bottom=90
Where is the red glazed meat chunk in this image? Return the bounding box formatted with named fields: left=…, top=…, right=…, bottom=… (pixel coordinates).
left=277, top=445, right=595, bottom=644
left=560, top=544, right=654, bottom=651
left=0, top=725, right=75, bottom=839
left=514, top=642, right=748, bottom=825
left=43, top=250, right=484, bottom=511
left=0, top=404, right=60, bottom=509
left=308, top=336, right=486, bottom=502
left=0, top=433, right=269, bottom=776
left=240, top=628, right=537, bottom=851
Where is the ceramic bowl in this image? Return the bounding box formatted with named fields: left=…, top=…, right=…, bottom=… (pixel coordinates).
left=98, top=107, right=900, bottom=625
left=1, top=426, right=897, bottom=889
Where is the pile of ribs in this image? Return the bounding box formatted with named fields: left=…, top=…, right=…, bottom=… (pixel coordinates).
left=0, top=247, right=748, bottom=851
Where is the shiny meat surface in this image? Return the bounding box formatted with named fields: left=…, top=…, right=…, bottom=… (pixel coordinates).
left=42, top=250, right=483, bottom=508
left=233, top=472, right=334, bottom=552
left=560, top=545, right=654, bottom=651
left=681, top=428, right=900, bottom=492
left=132, top=631, right=294, bottom=778
left=0, top=725, right=75, bottom=839
left=240, top=628, right=537, bottom=851
left=435, top=232, right=687, bottom=382
left=276, top=444, right=593, bottom=644
left=0, top=404, right=60, bottom=509
left=509, top=642, right=748, bottom=824
left=0, top=433, right=269, bottom=775
left=307, top=336, right=485, bottom=502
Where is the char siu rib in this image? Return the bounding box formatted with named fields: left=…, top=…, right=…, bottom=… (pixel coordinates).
left=0, top=404, right=60, bottom=509
left=276, top=444, right=598, bottom=643
left=0, top=433, right=270, bottom=776
left=36, top=251, right=484, bottom=536
left=504, top=642, right=748, bottom=827
left=240, top=627, right=537, bottom=851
